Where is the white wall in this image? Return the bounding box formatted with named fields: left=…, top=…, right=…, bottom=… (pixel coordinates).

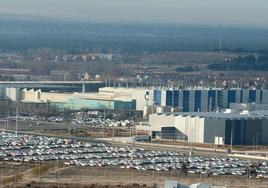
left=149, top=114, right=205, bottom=143
left=161, top=90, right=167, bottom=107
left=174, top=116, right=204, bottom=143
left=100, top=87, right=154, bottom=111
left=132, top=89, right=153, bottom=111
left=174, top=115, right=189, bottom=136
left=149, top=114, right=229, bottom=144
left=149, top=114, right=175, bottom=127
left=5, top=87, right=18, bottom=101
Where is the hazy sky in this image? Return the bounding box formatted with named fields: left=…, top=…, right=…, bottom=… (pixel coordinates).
left=0, top=0, right=268, bottom=27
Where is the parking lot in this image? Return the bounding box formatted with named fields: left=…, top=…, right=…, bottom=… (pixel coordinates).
left=0, top=114, right=135, bottom=138
left=0, top=132, right=268, bottom=180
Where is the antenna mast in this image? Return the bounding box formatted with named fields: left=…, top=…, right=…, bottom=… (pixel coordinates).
left=219, top=37, right=222, bottom=51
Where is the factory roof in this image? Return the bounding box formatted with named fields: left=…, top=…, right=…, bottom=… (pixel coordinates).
left=99, top=86, right=267, bottom=91
left=0, top=81, right=103, bottom=84
left=154, top=111, right=268, bottom=120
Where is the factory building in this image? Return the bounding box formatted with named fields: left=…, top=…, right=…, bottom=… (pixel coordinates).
left=3, top=85, right=268, bottom=113
left=142, top=111, right=268, bottom=145
left=99, top=87, right=154, bottom=111
left=0, top=81, right=105, bottom=99
left=19, top=88, right=136, bottom=111
left=155, top=88, right=268, bottom=112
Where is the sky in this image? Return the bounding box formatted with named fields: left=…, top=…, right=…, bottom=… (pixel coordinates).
left=0, top=0, right=268, bottom=27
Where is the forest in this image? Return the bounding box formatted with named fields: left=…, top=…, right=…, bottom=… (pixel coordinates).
left=207, top=51, right=268, bottom=71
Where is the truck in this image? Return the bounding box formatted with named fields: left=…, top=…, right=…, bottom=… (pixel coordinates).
left=133, top=135, right=151, bottom=142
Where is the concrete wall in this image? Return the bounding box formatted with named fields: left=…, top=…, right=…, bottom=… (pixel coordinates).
left=132, top=89, right=153, bottom=111
left=148, top=112, right=268, bottom=145
left=22, top=89, right=70, bottom=103
left=256, top=90, right=261, bottom=103
left=160, top=90, right=166, bottom=106
left=192, top=116, right=205, bottom=143
left=0, top=86, right=5, bottom=99
left=174, top=116, right=205, bottom=143
left=189, top=91, right=195, bottom=112
left=21, top=89, right=38, bottom=101
left=174, top=116, right=189, bottom=137
left=262, top=119, right=268, bottom=144
left=262, top=90, right=268, bottom=103
left=201, top=91, right=208, bottom=112
left=149, top=114, right=175, bottom=127
left=38, top=92, right=70, bottom=102
left=244, top=119, right=262, bottom=145
left=204, top=118, right=225, bottom=144
left=99, top=87, right=154, bottom=111
left=5, top=87, right=19, bottom=101
left=224, top=119, right=263, bottom=145
left=242, top=90, right=249, bottom=103
left=235, top=90, right=242, bottom=103
left=149, top=114, right=207, bottom=143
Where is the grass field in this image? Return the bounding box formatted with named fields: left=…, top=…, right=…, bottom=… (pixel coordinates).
left=1, top=162, right=267, bottom=188
left=40, top=166, right=268, bottom=188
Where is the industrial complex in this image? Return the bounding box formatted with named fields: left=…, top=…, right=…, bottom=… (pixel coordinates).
left=3, top=83, right=268, bottom=145
left=2, top=84, right=268, bottom=113
left=140, top=111, right=268, bottom=145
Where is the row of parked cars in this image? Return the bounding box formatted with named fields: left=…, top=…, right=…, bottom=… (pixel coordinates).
left=0, top=132, right=267, bottom=178
left=71, top=117, right=133, bottom=128
left=17, top=113, right=134, bottom=128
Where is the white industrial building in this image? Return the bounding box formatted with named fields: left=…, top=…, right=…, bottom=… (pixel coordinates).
left=140, top=111, right=268, bottom=145
left=99, top=87, right=154, bottom=111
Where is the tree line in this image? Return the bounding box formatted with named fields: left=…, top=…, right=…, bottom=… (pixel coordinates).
left=207, top=52, right=268, bottom=71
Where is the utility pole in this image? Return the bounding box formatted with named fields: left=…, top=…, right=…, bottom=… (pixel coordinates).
left=188, top=117, right=192, bottom=157
left=131, top=134, right=134, bottom=184
left=15, top=101, right=18, bottom=135
left=5, top=100, right=8, bottom=118
left=15, top=87, right=20, bottom=135
left=102, top=109, right=106, bottom=138
left=46, top=101, right=49, bottom=120
left=256, top=132, right=259, bottom=150
left=112, top=124, right=114, bottom=142
left=230, top=130, right=233, bottom=152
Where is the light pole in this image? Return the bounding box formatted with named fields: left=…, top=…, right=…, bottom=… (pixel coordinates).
left=15, top=101, right=19, bottom=135
left=256, top=132, right=259, bottom=150
left=102, top=109, right=105, bottom=138
left=112, top=124, right=114, bottom=142
left=230, top=129, right=233, bottom=152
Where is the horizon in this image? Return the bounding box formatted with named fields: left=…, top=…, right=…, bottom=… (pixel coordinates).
left=0, top=0, right=267, bottom=29
left=1, top=13, right=268, bottom=31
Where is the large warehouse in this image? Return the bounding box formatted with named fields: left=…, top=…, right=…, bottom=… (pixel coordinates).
left=99, top=87, right=268, bottom=112
left=4, top=86, right=268, bottom=112
left=144, top=111, right=268, bottom=145
left=0, top=81, right=105, bottom=98
left=154, top=88, right=268, bottom=112
left=18, top=88, right=136, bottom=111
